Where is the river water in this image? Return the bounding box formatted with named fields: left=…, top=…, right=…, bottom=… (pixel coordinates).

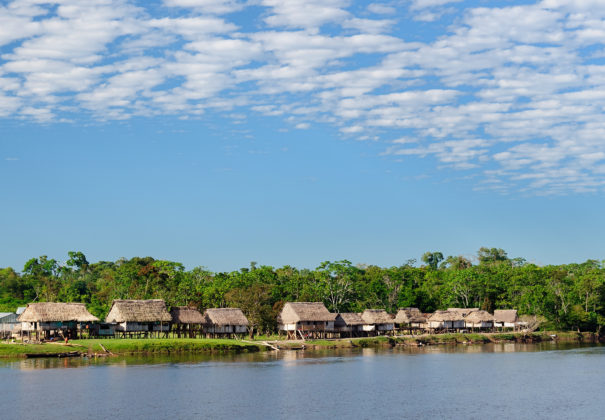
left=0, top=343, right=603, bottom=419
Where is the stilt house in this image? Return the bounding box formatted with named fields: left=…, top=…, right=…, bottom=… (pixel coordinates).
left=334, top=312, right=364, bottom=337
left=202, top=308, right=249, bottom=338
left=18, top=302, right=99, bottom=340
left=464, top=310, right=494, bottom=330
left=171, top=306, right=205, bottom=338
left=394, top=308, right=427, bottom=333
left=105, top=299, right=172, bottom=337
left=361, top=309, right=395, bottom=336
left=89, top=323, right=116, bottom=338
left=0, top=312, right=19, bottom=339
left=494, top=309, right=519, bottom=330
left=427, top=310, right=465, bottom=331
left=278, top=302, right=336, bottom=339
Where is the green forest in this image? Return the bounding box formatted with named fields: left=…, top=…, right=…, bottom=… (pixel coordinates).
left=1, top=248, right=604, bottom=334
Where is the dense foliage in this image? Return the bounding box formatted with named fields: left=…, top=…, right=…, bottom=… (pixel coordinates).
left=2, top=248, right=604, bottom=334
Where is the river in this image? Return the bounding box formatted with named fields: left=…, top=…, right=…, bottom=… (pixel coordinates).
left=0, top=342, right=603, bottom=419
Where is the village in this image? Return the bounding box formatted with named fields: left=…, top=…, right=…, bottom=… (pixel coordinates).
left=1, top=300, right=526, bottom=343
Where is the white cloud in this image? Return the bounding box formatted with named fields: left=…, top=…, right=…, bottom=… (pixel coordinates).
left=163, top=0, right=245, bottom=14
left=261, top=0, right=350, bottom=30
left=409, top=0, right=461, bottom=10
left=367, top=3, right=396, bottom=15
left=2, top=0, right=605, bottom=194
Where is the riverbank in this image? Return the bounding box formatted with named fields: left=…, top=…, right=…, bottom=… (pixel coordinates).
left=300, top=331, right=603, bottom=350
left=0, top=338, right=263, bottom=358
left=1, top=331, right=601, bottom=358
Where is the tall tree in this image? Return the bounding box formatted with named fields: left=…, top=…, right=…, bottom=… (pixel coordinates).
left=477, top=247, right=509, bottom=265
left=422, top=251, right=444, bottom=270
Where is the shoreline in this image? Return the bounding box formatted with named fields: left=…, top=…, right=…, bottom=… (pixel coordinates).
left=301, top=331, right=603, bottom=350
left=1, top=331, right=602, bottom=358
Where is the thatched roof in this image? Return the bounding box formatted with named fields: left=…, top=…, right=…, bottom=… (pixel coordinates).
left=279, top=302, right=336, bottom=324
left=494, top=309, right=518, bottom=323
left=335, top=312, right=365, bottom=327
left=428, top=310, right=463, bottom=322
left=394, top=308, right=426, bottom=324
left=465, top=310, right=494, bottom=323
left=361, top=309, right=394, bottom=325
left=203, top=308, right=249, bottom=326
left=105, top=299, right=172, bottom=323
left=170, top=307, right=205, bottom=324
left=447, top=308, right=479, bottom=317
left=18, top=302, right=99, bottom=323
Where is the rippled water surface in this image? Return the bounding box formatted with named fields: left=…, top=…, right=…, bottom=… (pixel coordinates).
left=1, top=342, right=603, bottom=419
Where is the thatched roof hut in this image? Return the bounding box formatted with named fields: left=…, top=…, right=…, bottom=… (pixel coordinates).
left=427, top=310, right=466, bottom=330
left=361, top=309, right=394, bottom=325
left=18, top=302, right=99, bottom=323
left=494, top=309, right=518, bottom=324
left=464, top=310, right=494, bottom=324
left=279, top=302, right=336, bottom=324
left=447, top=308, right=479, bottom=317
left=360, top=309, right=394, bottom=334
left=170, top=307, right=205, bottom=324
left=428, top=310, right=462, bottom=322
left=203, top=308, right=249, bottom=326
left=335, top=312, right=364, bottom=328
left=105, top=299, right=172, bottom=323
left=394, top=308, right=426, bottom=324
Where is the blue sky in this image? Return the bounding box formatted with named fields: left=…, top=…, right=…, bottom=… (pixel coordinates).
left=2, top=0, right=605, bottom=271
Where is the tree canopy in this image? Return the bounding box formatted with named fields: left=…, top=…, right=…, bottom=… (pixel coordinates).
left=1, top=249, right=604, bottom=333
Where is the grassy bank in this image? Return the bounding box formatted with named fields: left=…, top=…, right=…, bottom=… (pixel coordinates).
left=0, top=342, right=80, bottom=357
left=0, top=338, right=263, bottom=358
left=1, top=331, right=601, bottom=357
left=304, top=331, right=603, bottom=349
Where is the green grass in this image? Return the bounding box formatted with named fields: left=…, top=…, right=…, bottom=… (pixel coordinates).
left=3, top=331, right=597, bottom=358
left=301, top=337, right=390, bottom=348
left=250, top=334, right=282, bottom=341
left=74, top=338, right=263, bottom=354
left=0, top=342, right=79, bottom=357
left=0, top=338, right=263, bottom=357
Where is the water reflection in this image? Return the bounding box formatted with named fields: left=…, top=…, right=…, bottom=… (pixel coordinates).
left=0, top=342, right=600, bottom=370
left=1, top=344, right=604, bottom=420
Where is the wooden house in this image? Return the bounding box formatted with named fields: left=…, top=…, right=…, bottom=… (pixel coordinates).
left=427, top=310, right=465, bottom=332
left=464, top=310, right=494, bottom=330
left=18, top=302, right=99, bottom=340
left=394, top=308, right=427, bottom=334
left=202, top=308, right=249, bottom=338
left=105, top=299, right=172, bottom=338
left=278, top=302, right=336, bottom=339
left=171, top=306, right=205, bottom=338
left=89, top=323, right=116, bottom=338
left=0, top=312, right=19, bottom=339
left=334, top=313, right=365, bottom=337
left=494, top=309, right=519, bottom=330
left=361, top=309, right=395, bottom=336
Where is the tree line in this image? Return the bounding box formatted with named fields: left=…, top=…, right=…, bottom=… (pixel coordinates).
left=1, top=248, right=604, bottom=334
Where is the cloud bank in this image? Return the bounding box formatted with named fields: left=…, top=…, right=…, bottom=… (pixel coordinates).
left=2, top=0, right=605, bottom=194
